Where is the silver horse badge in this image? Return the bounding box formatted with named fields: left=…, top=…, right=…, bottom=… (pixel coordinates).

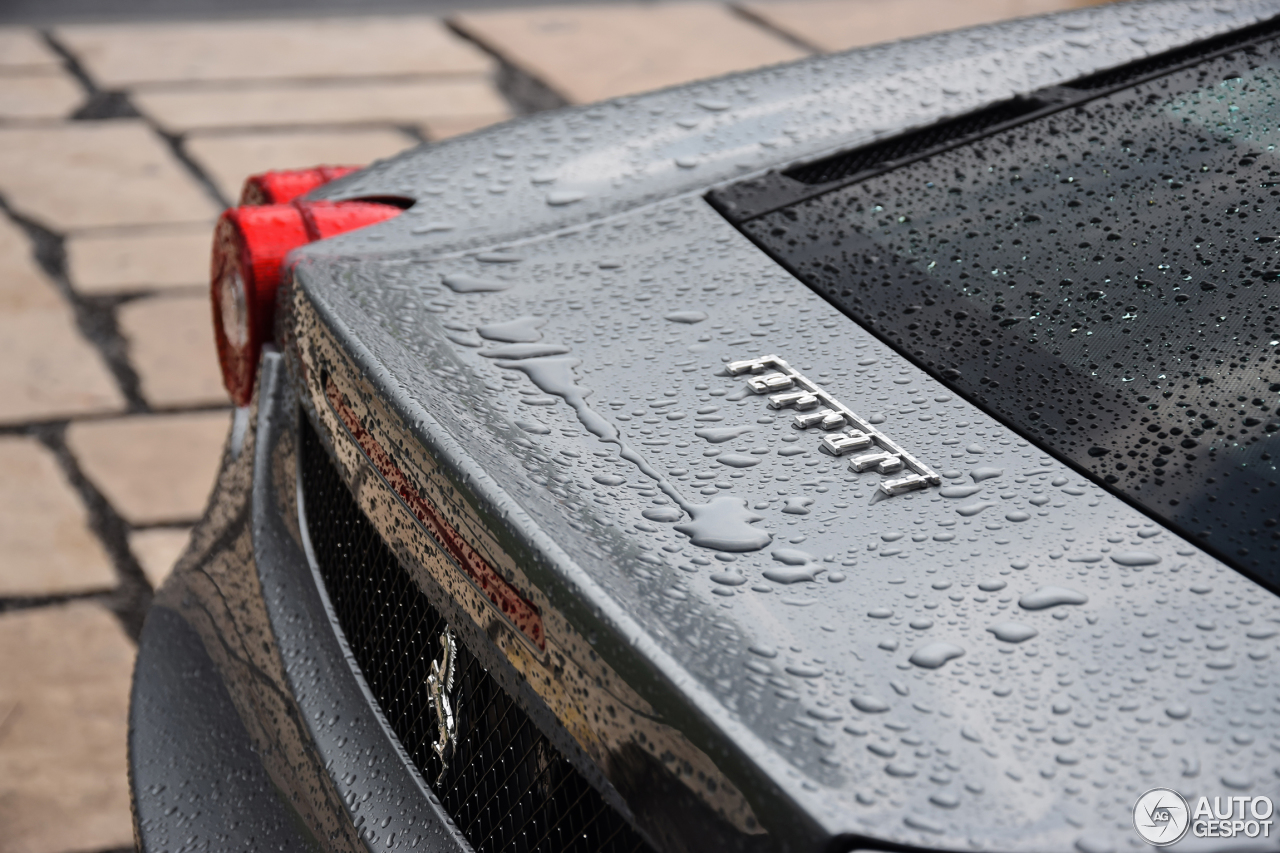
left=427, top=628, right=458, bottom=782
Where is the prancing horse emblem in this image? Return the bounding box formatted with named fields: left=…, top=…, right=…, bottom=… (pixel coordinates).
left=427, top=628, right=458, bottom=782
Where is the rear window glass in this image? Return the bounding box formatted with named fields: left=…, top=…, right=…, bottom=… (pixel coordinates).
left=725, top=38, right=1280, bottom=588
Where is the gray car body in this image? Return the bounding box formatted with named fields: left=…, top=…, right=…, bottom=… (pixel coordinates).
left=148, top=3, right=1280, bottom=852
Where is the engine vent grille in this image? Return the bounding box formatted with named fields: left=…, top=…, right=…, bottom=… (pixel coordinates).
left=298, top=415, right=650, bottom=853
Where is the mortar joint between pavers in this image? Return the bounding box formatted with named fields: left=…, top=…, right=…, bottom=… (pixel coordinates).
left=39, top=29, right=144, bottom=121
left=33, top=422, right=154, bottom=642
left=445, top=17, right=570, bottom=114
left=727, top=3, right=825, bottom=55
left=43, top=29, right=233, bottom=209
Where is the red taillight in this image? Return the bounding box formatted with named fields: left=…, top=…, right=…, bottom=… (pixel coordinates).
left=211, top=198, right=401, bottom=406
left=239, top=166, right=360, bottom=206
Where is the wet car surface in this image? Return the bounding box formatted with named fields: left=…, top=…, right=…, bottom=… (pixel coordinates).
left=130, top=3, right=1280, bottom=852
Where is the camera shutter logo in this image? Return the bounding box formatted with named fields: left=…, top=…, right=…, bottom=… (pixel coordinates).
left=1134, top=788, right=1191, bottom=846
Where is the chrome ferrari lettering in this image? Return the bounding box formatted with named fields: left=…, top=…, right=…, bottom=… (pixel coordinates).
left=427, top=628, right=458, bottom=782
left=727, top=354, right=941, bottom=496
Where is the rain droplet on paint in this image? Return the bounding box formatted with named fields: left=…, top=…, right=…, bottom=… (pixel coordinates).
left=909, top=642, right=965, bottom=669
left=851, top=694, right=891, bottom=713
left=1110, top=550, right=1161, bottom=566
left=987, top=622, right=1038, bottom=643
left=1019, top=586, right=1088, bottom=610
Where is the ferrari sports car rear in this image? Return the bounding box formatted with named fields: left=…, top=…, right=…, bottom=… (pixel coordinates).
left=129, top=3, right=1280, bottom=853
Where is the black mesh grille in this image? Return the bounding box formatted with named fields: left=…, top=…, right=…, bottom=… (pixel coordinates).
left=298, top=415, right=651, bottom=853
left=785, top=97, right=1046, bottom=186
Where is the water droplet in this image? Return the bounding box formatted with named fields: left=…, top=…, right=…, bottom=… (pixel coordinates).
left=956, top=501, right=993, bottom=517
left=710, top=572, right=746, bottom=586
left=940, top=484, right=982, bottom=498
left=785, top=664, right=823, bottom=678
left=478, top=316, right=546, bottom=343
left=763, top=564, right=822, bottom=584
left=715, top=453, right=761, bottom=468
left=480, top=343, right=570, bottom=359
left=909, top=642, right=965, bottom=669
left=970, top=466, right=1004, bottom=482
left=1166, top=704, right=1191, bottom=720
left=782, top=496, right=814, bottom=515
left=592, top=474, right=625, bottom=486
left=694, top=426, right=754, bottom=444
left=806, top=707, right=842, bottom=722
left=642, top=507, right=683, bottom=522
left=514, top=419, right=549, bottom=434
left=977, top=580, right=1007, bottom=592
left=1005, top=510, right=1030, bottom=522
left=850, top=694, right=890, bottom=713
left=546, top=190, right=586, bottom=206
left=664, top=310, right=708, bottom=324
left=1019, top=586, right=1088, bottom=610
left=929, top=792, right=960, bottom=809
left=674, top=497, right=771, bottom=552
left=771, top=548, right=813, bottom=565
left=868, top=608, right=893, bottom=619
left=1110, top=550, right=1161, bottom=566
left=442, top=273, right=511, bottom=293
left=987, top=622, right=1038, bottom=643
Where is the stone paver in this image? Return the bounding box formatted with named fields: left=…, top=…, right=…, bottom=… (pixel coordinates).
left=0, top=602, right=134, bottom=853
left=741, top=0, right=1105, bottom=53
left=57, top=17, right=493, bottom=88
left=129, top=527, right=191, bottom=589
left=0, top=70, right=85, bottom=121
left=119, top=293, right=228, bottom=408
left=0, top=121, right=219, bottom=231
left=0, top=218, right=124, bottom=425
left=135, top=77, right=510, bottom=135
left=65, top=223, right=212, bottom=295
left=0, top=215, right=61, bottom=313
left=452, top=2, right=807, bottom=104
left=0, top=28, right=63, bottom=72
left=0, top=309, right=126, bottom=425
left=0, top=437, right=115, bottom=598
left=66, top=411, right=230, bottom=526
left=185, top=127, right=418, bottom=201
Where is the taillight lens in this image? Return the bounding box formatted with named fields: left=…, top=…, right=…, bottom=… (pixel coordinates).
left=239, top=165, right=360, bottom=206
left=211, top=199, right=401, bottom=406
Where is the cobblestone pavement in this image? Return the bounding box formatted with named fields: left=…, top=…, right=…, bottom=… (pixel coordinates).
left=0, top=2, right=1101, bottom=850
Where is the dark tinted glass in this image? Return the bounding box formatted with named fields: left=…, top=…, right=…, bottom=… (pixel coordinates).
left=732, top=39, right=1280, bottom=588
